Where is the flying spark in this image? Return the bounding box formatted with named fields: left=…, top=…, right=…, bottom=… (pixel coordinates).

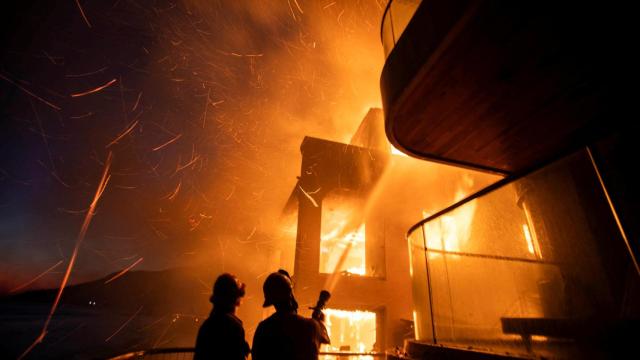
left=298, top=185, right=319, bottom=207
left=105, top=306, right=144, bottom=342
left=106, top=120, right=139, bottom=148
left=0, top=73, right=61, bottom=110
left=74, top=0, right=92, bottom=28
left=10, top=260, right=64, bottom=294
left=17, top=152, right=113, bottom=360
left=152, top=133, right=182, bottom=151
left=104, top=257, right=144, bottom=284
left=70, top=78, right=117, bottom=98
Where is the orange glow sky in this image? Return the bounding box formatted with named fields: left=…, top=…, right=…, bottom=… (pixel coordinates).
left=0, top=0, right=387, bottom=293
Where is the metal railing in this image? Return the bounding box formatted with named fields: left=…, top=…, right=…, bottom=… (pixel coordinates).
left=380, top=0, right=423, bottom=58
left=108, top=348, right=386, bottom=359
left=108, top=348, right=194, bottom=360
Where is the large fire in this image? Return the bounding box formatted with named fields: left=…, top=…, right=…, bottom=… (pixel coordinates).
left=321, top=309, right=377, bottom=359
left=320, top=201, right=366, bottom=275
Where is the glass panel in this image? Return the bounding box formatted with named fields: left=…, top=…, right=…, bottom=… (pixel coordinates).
left=424, top=183, right=537, bottom=261
left=381, top=6, right=395, bottom=57
left=381, top=0, right=423, bottom=58
left=415, top=150, right=639, bottom=358
left=389, top=0, right=422, bottom=42
left=427, top=254, right=562, bottom=353
left=407, top=227, right=432, bottom=341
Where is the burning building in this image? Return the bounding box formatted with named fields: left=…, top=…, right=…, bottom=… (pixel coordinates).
left=282, top=109, right=397, bottom=356
left=380, top=0, right=639, bottom=359
left=281, top=109, right=498, bottom=356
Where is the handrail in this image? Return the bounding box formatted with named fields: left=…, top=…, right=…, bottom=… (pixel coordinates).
left=407, top=145, right=638, bottom=352
left=406, top=146, right=591, bottom=238
left=321, top=351, right=385, bottom=357
left=586, top=147, right=640, bottom=275
left=108, top=348, right=194, bottom=360
left=406, top=148, right=588, bottom=347
left=108, top=348, right=386, bottom=359
left=424, top=249, right=558, bottom=266
left=380, top=0, right=394, bottom=43
left=379, top=0, right=423, bottom=57
left=408, top=175, right=519, bottom=238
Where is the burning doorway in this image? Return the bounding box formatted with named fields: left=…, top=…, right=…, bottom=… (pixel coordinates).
left=321, top=309, right=378, bottom=358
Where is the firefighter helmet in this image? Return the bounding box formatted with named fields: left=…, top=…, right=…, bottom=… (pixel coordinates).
left=262, top=270, right=294, bottom=307
left=210, top=273, right=245, bottom=308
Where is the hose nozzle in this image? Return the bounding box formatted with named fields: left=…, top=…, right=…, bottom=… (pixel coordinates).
left=310, top=290, right=331, bottom=321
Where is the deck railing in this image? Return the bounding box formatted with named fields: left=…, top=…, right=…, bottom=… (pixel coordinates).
left=406, top=147, right=638, bottom=358
left=380, top=0, right=422, bottom=57
left=108, top=347, right=386, bottom=359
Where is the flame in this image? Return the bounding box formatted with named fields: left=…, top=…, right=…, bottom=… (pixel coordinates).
left=321, top=223, right=366, bottom=275
left=412, top=310, right=420, bottom=339
left=522, top=202, right=542, bottom=258
left=522, top=224, right=535, bottom=254
left=321, top=309, right=376, bottom=358
left=320, top=202, right=366, bottom=275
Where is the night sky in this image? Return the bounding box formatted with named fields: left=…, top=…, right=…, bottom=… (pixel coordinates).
left=0, top=0, right=386, bottom=293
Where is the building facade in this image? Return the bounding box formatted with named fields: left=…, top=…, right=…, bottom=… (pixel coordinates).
left=381, top=1, right=639, bottom=359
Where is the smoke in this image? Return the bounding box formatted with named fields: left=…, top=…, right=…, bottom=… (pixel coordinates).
left=0, top=0, right=384, bottom=275
left=133, top=0, right=390, bottom=280
left=0, top=1, right=387, bottom=342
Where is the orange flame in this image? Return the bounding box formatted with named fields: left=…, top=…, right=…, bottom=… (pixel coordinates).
left=321, top=309, right=377, bottom=358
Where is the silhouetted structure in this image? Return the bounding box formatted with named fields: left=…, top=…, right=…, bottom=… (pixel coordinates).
left=381, top=0, right=639, bottom=359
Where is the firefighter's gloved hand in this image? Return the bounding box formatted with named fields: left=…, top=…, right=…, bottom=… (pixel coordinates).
left=311, top=308, right=325, bottom=322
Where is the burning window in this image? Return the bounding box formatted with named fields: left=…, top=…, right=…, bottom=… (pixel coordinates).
left=320, top=196, right=366, bottom=275
left=321, top=309, right=377, bottom=358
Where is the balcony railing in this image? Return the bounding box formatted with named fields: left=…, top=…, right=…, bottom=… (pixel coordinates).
left=407, top=148, right=639, bottom=358
left=109, top=348, right=386, bottom=359
left=380, top=0, right=422, bottom=57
